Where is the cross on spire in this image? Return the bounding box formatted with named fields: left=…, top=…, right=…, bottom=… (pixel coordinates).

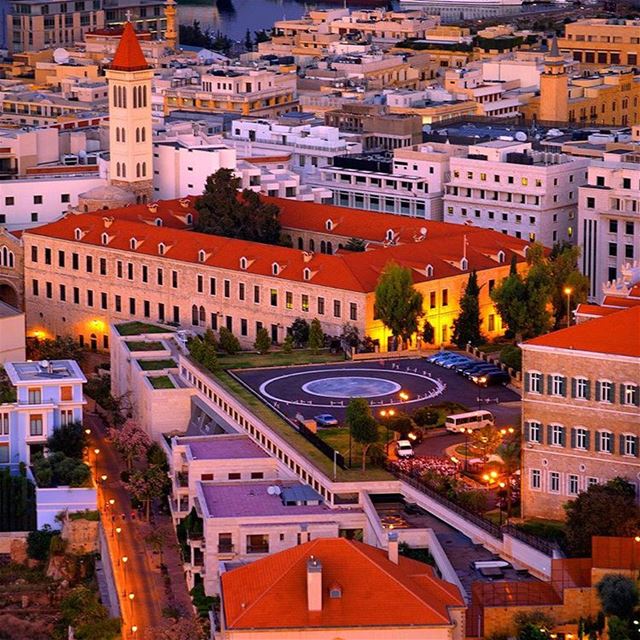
left=125, top=9, right=132, bottom=22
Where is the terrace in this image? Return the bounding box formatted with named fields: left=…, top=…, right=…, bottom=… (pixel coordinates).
left=114, top=321, right=175, bottom=336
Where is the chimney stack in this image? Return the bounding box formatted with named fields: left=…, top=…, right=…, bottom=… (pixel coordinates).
left=307, top=556, right=322, bottom=612
left=388, top=531, right=399, bottom=564
left=300, top=524, right=310, bottom=544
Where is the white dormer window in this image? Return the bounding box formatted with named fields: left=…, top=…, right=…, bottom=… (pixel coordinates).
left=101, top=232, right=109, bottom=245
left=497, top=250, right=505, bottom=263
left=303, top=267, right=311, bottom=281
left=74, top=228, right=82, bottom=241
left=426, top=264, right=433, bottom=277
left=186, top=213, right=193, bottom=225
left=198, top=249, right=206, bottom=263
left=130, top=238, right=137, bottom=250
left=325, top=219, right=333, bottom=231
left=386, top=229, right=395, bottom=242
left=240, top=256, right=248, bottom=270
left=158, top=242, right=166, bottom=256
left=272, top=262, right=280, bottom=276
left=155, top=218, right=163, bottom=227
left=461, top=257, right=468, bottom=271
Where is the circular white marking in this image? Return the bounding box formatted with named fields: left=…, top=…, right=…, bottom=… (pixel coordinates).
left=301, top=376, right=401, bottom=398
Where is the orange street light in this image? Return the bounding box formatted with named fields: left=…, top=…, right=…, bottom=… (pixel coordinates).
left=94, top=448, right=100, bottom=455
left=635, top=536, right=640, bottom=543
left=109, top=498, right=115, bottom=506
left=490, top=471, right=498, bottom=480
left=85, top=428, right=91, bottom=435
left=564, top=286, right=573, bottom=328
left=115, top=527, right=122, bottom=535
left=128, top=592, right=135, bottom=601
left=482, top=473, right=490, bottom=482
left=380, top=409, right=387, bottom=418
left=131, top=626, right=138, bottom=635
left=399, top=391, right=409, bottom=401
left=101, top=474, right=108, bottom=483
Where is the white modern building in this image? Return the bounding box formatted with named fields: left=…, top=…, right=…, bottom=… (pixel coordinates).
left=444, top=140, right=590, bottom=246
left=0, top=359, right=86, bottom=466
left=578, top=148, right=640, bottom=301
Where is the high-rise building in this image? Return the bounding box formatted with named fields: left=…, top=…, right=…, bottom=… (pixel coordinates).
left=105, top=21, right=153, bottom=203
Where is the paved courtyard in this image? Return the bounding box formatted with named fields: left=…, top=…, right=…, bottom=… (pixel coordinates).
left=233, top=358, right=520, bottom=427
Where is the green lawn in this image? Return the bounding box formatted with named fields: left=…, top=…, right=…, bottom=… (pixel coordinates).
left=515, top=518, right=567, bottom=543
left=149, top=375, right=176, bottom=389
left=211, top=367, right=391, bottom=483
left=219, top=349, right=345, bottom=370
left=126, top=340, right=165, bottom=352
left=138, top=358, right=177, bottom=371
left=316, top=425, right=389, bottom=464
left=115, top=321, right=173, bottom=336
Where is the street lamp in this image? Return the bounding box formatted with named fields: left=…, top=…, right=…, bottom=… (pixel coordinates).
left=498, top=481, right=506, bottom=526
left=128, top=592, right=135, bottom=616
left=464, top=428, right=473, bottom=472
left=564, top=286, right=573, bottom=328
left=380, top=408, right=396, bottom=455
left=121, top=556, right=128, bottom=595
left=101, top=474, right=108, bottom=484
left=85, top=428, right=91, bottom=435
left=399, top=391, right=409, bottom=402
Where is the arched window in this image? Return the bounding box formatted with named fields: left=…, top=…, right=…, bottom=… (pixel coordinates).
left=320, top=240, right=326, bottom=254
left=191, top=304, right=199, bottom=326
left=386, top=229, right=395, bottom=242
left=461, top=257, right=468, bottom=271
left=497, top=250, right=505, bottom=263
left=426, top=264, right=433, bottom=277
left=297, top=237, right=303, bottom=250
left=122, top=86, right=126, bottom=108
left=116, top=128, right=120, bottom=142
left=309, top=239, right=315, bottom=252
left=272, top=262, right=279, bottom=276
left=158, top=242, right=166, bottom=255
left=133, top=85, right=138, bottom=109
left=155, top=218, right=163, bottom=227
left=303, top=268, right=311, bottom=281
left=198, top=249, right=206, bottom=263
left=135, top=128, right=139, bottom=143
left=136, top=163, right=141, bottom=178
left=112, top=84, right=118, bottom=107
left=116, top=162, right=121, bottom=177
left=240, top=257, right=248, bottom=270
left=130, top=238, right=137, bottom=250
left=142, top=162, right=146, bottom=177
left=101, top=233, right=109, bottom=245
left=199, top=306, right=206, bottom=324
left=327, top=241, right=333, bottom=255
left=122, top=163, right=126, bottom=178
left=143, top=85, right=148, bottom=107
left=185, top=213, right=192, bottom=225
left=325, top=219, right=333, bottom=231
left=74, top=228, right=82, bottom=240
left=121, top=127, right=125, bottom=142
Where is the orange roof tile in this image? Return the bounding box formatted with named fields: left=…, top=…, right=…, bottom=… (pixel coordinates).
left=101, top=197, right=197, bottom=229
left=221, top=538, right=463, bottom=631
left=574, top=303, right=622, bottom=318
left=110, top=22, right=149, bottom=72
left=602, top=295, right=640, bottom=309
left=524, top=306, right=640, bottom=358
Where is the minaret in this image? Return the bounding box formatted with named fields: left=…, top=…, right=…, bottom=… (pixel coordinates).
left=106, top=22, right=154, bottom=204
left=165, top=0, right=178, bottom=50
left=539, top=35, right=569, bottom=123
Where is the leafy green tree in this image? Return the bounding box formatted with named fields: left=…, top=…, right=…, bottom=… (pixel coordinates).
left=195, top=169, right=282, bottom=244
left=27, top=526, right=58, bottom=561
left=109, top=420, right=150, bottom=471
left=374, top=262, right=424, bottom=350
left=188, top=335, right=218, bottom=371
left=606, top=616, right=631, bottom=640
left=470, top=426, right=502, bottom=462
left=125, top=464, right=169, bottom=521
left=29, top=335, right=85, bottom=363
left=219, top=326, right=241, bottom=355
left=497, top=437, right=521, bottom=521
left=254, top=29, right=271, bottom=44
left=340, top=323, right=360, bottom=350
left=244, top=28, right=253, bottom=50
left=596, top=574, right=639, bottom=619
left=386, top=412, right=415, bottom=438
left=282, top=334, right=293, bottom=354
left=290, top=318, right=310, bottom=347
left=344, top=237, right=366, bottom=252
left=308, top=318, right=324, bottom=354
left=547, top=242, right=590, bottom=327
left=346, top=398, right=379, bottom=471
left=46, top=421, right=86, bottom=459
left=203, top=328, right=217, bottom=348
left=0, top=366, right=16, bottom=403
left=254, top=326, right=271, bottom=354
left=452, top=270, right=483, bottom=348
left=500, top=344, right=522, bottom=371
left=564, top=478, right=640, bottom=557
left=422, top=321, right=435, bottom=345
left=514, top=611, right=554, bottom=639
left=147, top=441, right=168, bottom=470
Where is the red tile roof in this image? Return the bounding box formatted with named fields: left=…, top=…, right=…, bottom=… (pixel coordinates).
left=221, top=538, right=463, bottom=631
left=602, top=295, right=640, bottom=309
left=524, top=306, right=640, bottom=358
left=26, top=202, right=529, bottom=294
left=98, top=197, right=197, bottom=229
left=574, top=303, right=622, bottom=318
left=110, top=22, right=149, bottom=72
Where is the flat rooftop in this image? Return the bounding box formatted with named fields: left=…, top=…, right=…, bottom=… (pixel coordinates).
left=6, top=359, right=85, bottom=384
left=180, top=435, right=269, bottom=461
left=0, top=300, right=22, bottom=319
left=200, top=481, right=333, bottom=518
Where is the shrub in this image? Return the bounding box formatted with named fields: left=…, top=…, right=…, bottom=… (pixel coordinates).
left=32, top=452, right=91, bottom=488
left=254, top=326, right=271, bottom=354
left=47, top=421, right=86, bottom=459
left=514, top=611, right=555, bottom=637
left=500, top=344, right=522, bottom=371
left=219, top=326, right=241, bottom=355
left=596, top=574, right=639, bottom=619
left=413, top=406, right=439, bottom=427
left=27, top=526, right=59, bottom=561
left=282, top=334, right=293, bottom=354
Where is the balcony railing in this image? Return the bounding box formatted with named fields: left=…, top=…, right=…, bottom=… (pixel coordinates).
left=246, top=544, right=269, bottom=554
left=217, top=543, right=235, bottom=554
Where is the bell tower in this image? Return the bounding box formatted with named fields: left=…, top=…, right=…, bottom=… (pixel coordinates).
left=106, top=22, right=154, bottom=203
left=165, top=0, right=178, bottom=50
left=539, top=35, right=569, bottom=122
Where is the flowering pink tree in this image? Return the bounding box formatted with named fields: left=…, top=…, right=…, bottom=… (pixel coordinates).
left=109, top=419, right=151, bottom=470
left=125, top=464, right=169, bottom=521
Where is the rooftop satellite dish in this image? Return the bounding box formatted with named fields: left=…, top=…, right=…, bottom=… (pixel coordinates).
left=267, top=486, right=276, bottom=495
left=515, top=131, right=527, bottom=142
left=40, top=360, right=49, bottom=368
left=273, top=486, right=282, bottom=496
left=53, top=48, right=70, bottom=64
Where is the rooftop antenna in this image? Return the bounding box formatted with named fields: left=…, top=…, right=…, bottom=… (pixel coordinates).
left=125, top=9, right=132, bottom=23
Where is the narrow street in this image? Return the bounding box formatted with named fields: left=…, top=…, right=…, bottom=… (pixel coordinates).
left=84, top=407, right=194, bottom=639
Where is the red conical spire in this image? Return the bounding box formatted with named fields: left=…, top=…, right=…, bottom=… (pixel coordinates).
left=110, top=22, right=149, bottom=72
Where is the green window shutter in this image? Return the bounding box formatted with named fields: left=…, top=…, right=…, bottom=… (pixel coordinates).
left=584, top=430, right=590, bottom=451
left=595, top=380, right=601, bottom=402
left=620, top=384, right=626, bottom=405
left=620, top=434, right=625, bottom=455
left=560, top=426, right=566, bottom=447
left=610, top=383, right=616, bottom=404
left=610, top=434, right=615, bottom=455
left=594, top=432, right=600, bottom=452
left=547, top=375, right=553, bottom=395
left=571, top=377, right=577, bottom=398
left=546, top=424, right=553, bottom=445
left=561, top=376, right=567, bottom=397
left=570, top=428, right=576, bottom=449
left=525, top=372, right=530, bottom=392
left=585, top=379, right=591, bottom=400
left=635, top=386, right=640, bottom=407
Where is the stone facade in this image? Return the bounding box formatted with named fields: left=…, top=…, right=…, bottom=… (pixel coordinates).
left=0, top=227, right=24, bottom=309
left=521, top=342, right=640, bottom=520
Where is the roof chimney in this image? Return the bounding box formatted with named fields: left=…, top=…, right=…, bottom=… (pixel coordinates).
left=307, top=556, right=322, bottom=612
left=388, top=531, right=399, bottom=564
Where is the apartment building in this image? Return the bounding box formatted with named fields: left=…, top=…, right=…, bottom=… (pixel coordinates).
left=521, top=306, right=640, bottom=520
left=7, top=0, right=105, bottom=53
left=22, top=197, right=530, bottom=351
left=558, top=18, right=640, bottom=68
left=444, top=140, right=589, bottom=246
left=578, top=148, right=640, bottom=301
left=163, top=66, right=299, bottom=119
left=314, top=142, right=462, bottom=219
left=0, top=359, right=86, bottom=466
left=0, top=227, right=23, bottom=309
left=220, top=538, right=465, bottom=640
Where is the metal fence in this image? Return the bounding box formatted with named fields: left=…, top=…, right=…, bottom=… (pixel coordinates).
left=297, top=422, right=346, bottom=470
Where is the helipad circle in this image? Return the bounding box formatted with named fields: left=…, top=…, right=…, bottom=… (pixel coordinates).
left=301, top=376, right=401, bottom=399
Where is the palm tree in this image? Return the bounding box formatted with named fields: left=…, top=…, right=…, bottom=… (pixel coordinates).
left=497, top=438, right=521, bottom=522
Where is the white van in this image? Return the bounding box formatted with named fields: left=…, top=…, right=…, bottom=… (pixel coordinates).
left=445, top=410, right=495, bottom=433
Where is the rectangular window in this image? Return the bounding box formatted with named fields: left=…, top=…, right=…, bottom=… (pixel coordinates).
left=86, top=256, right=93, bottom=273
left=100, top=258, right=107, bottom=276
left=302, top=295, right=309, bottom=313
left=224, top=280, right=230, bottom=298
left=158, top=303, right=165, bottom=322
left=29, top=414, right=43, bottom=436
left=240, top=318, right=247, bottom=336
left=349, top=303, right=357, bottom=321
left=27, top=388, right=41, bottom=404
left=101, top=292, right=107, bottom=309
left=429, top=292, right=436, bottom=309
left=624, top=434, right=637, bottom=457
left=115, top=295, right=121, bottom=313
left=44, top=248, right=51, bottom=265
left=318, top=297, right=325, bottom=315
left=116, top=260, right=123, bottom=278
left=530, top=469, right=541, bottom=490
left=270, top=289, right=278, bottom=306
left=173, top=306, right=180, bottom=324
left=210, top=277, right=217, bottom=296
left=32, top=279, right=39, bottom=296
left=171, top=270, right=178, bottom=288
left=551, top=375, right=566, bottom=396
left=45, top=282, right=52, bottom=299
left=60, top=386, right=72, bottom=402
left=550, top=424, right=565, bottom=447
left=529, top=372, right=542, bottom=393
left=599, top=380, right=613, bottom=403
left=527, top=421, right=541, bottom=443
left=87, top=290, right=94, bottom=307
left=143, top=300, right=150, bottom=318
left=238, top=283, right=245, bottom=301
left=442, top=289, right=448, bottom=306
left=333, top=300, right=341, bottom=318
left=599, top=431, right=613, bottom=453
left=285, top=291, right=293, bottom=310
left=624, top=384, right=639, bottom=406
left=549, top=471, right=560, bottom=493
left=253, top=285, right=259, bottom=303
left=31, top=246, right=38, bottom=263
left=157, top=268, right=164, bottom=286
left=60, top=284, right=66, bottom=301
left=575, top=427, right=588, bottom=450
left=129, top=298, right=136, bottom=315
left=197, top=275, right=204, bottom=294
left=127, top=263, right=134, bottom=280
left=58, top=250, right=65, bottom=268
left=73, top=287, right=79, bottom=304
left=72, top=253, right=79, bottom=270
left=568, top=474, right=579, bottom=496
left=142, top=265, right=148, bottom=283
left=574, top=377, right=589, bottom=399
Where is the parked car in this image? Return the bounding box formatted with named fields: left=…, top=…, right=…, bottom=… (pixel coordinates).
left=395, top=439, right=415, bottom=458
left=314, top=414, right=339, bottom=427
left=473, top=371, right=511, bottom=387
left=441, top=356, right=474, bottom=369
left=454, top=361, right=487, bottom=374
left=462, top=363, right=502, bottom=379
left=427, top=351, right=455, bottom=363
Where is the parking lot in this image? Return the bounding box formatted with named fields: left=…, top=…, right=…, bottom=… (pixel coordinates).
left=233, top=356, right=521, bottom=431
